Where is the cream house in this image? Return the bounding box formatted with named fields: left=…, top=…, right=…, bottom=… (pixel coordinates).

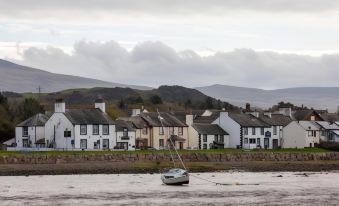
left=282, top=121, right=321, bottom=148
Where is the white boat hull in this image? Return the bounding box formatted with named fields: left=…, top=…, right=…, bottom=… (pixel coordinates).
left=161, top=169, right=189, bottom=185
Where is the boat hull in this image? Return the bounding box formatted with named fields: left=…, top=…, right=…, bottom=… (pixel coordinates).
left=161, top=174, right=189, bottom=185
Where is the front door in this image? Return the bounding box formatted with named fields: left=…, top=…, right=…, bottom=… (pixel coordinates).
left=179, top=142, right=183, bottom=150
left=272, top=139, right=279, bottom=149
left=264, top=138, right=269, bottom=149
left=103, top=139, right=109, bottom=150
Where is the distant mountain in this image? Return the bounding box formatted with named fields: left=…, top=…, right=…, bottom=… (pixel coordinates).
left=0, top=59, right=152, bottom=93
left=196, top=84, right=339, bottom=112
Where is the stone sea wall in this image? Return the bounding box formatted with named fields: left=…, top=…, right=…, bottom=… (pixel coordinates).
left=1, top=152, right=339, bottom=164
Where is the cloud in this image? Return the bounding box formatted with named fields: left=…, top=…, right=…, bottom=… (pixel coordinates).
left=11, top=40, right=339, bottom=89
left=1, top=0, right=339, bottom=21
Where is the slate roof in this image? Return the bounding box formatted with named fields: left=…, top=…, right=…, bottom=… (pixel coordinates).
left=194, top=111, right=220, bottom=124
left=229, top=113, right=269, bottom=127
left=315, top=121, right=339, bottom=130
left=64, top=109, right=114, bottom=125
left=17, top=113, right=49, bottom=127
left=320, top=113, right=339, bottom=122
left=115, top=120, right=136, bottom=132
left=292, top=110, right=324, bottom=121
left=270, top=114, right=293, bottom=127
left=118, top=116, right=149, bottom=129
left=192, top=123, right=229, bottom=135
left=140, top=112, right=187, bottom=127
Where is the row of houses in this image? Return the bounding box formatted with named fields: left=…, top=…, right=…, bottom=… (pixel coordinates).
left=9, top=99, right=339, bottom=151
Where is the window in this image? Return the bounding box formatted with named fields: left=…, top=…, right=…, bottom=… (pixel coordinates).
left=103, top=125, right=109, bottom=135
left=159, top=127, right=164, bottom=135
left=321, top=131, right=326, bottom=136
left=169, top=127, right=174, bottom=135
left=252, top=128, right=256, bottom=135
left=308, top=131, right=316, bottom=137
left=244, top=138, right=248, bottom=144
left=257, top=138, right=261, bottom=146
left=249, top=138, right=256, bottom=144
left=203, top=134, right=207, bottom=142
left=22, top=139, right=29, bottom=148
left=80, top=125, right=87, bottom=135
left=203, top=144, right=207, bottom=149
left=273, top=126, right=277, bottom=135
left=244, top=127, right=248, bottom=135
left=219, top=135, right=224, bottom=143
left=178, top=127, right=183, bottom=136
left=80, top=139, right=87, bottom=149
left=123, top=128, right=128, bottom=137
left=93, top=125, right=99, bottom=135
left=261, top=128, right=264, bottom=135
left=142, top=128, right=148, bottom=135
left=159, top=139, right=164, bottom=147
left=214, top=135, right=218, bottom=142
left=23, top=127, right=28, bottom=137
left=64, top=131, right=71, bottom=137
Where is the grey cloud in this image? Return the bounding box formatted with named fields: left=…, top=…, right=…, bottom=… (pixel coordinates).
left=15, top=40, right=339, bottom=89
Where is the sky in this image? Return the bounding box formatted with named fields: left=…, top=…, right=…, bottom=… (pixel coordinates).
left=1, top=0, right=339, bottom=89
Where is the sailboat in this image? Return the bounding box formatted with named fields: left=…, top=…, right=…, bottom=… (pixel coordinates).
left=157, top=110, right=190, bottom=185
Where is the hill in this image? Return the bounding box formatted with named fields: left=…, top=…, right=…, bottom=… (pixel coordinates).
left=0, top=59, right=151, bottom=93
left=196, top=84, right=339, bottom=112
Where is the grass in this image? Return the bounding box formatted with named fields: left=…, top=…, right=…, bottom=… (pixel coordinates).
left=0, top=148, right=332, bottom=156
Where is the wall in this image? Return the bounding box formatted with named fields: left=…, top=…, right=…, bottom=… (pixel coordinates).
left=213, top=112, right=241, bottom=148
left=151, top=126, right=188, bottom=149
left=282, top=122, right=306, bottom=148
left=1, top=152, right=339, bottom=164
left=116, top=131, right=136, bottom=150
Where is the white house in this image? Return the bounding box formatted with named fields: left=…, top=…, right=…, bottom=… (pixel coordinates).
left=282, top=121, right=321, bottom=148
left=191, top=123, right=229, bottom=149
left=44, top=99, right=116, bottom=150
left=115, top=120, right=136, bottom=150
left=315, top=121, right=339, bottom=143
left=212, top=112, right=280, bottom=149
left=15, top=113, right=49, bottom=148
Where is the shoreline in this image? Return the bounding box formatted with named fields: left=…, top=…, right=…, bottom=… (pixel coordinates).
left=1, top=160, right=339, bottom=176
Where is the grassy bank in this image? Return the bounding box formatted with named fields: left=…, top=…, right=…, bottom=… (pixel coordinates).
left=0, top=148, right=332, bottom=156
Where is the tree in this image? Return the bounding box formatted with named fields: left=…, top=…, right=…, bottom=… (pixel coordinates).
left=118, top=99, right=126, bottom=109
left=17, top=98, right=44, bottom=121
left=184, top=99, right=192, bottom=109
left=205, top=97, right=214, bottom=109
left=150, top=95, right=163, bottom=104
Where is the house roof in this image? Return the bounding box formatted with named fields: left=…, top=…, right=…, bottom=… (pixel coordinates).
left=270, top=114, right=293, bottom=126
left=118, top=116, right=149, bottom=129
left=64, top=109, right=114, bottom=125
left=140, top=112, right=187, bottom=127
left=292, top=110, right=323, bottom=121
left=229, top=113, right=270, bottom=127
left=315, top=121, right=339, bottom=130
left=298, top=121, right=321, bottom=131
left=17, top=113, right=49, bottom=127
left=320, top=113, right=339, bottom=122
left=192, top=123, right=229, bottom=135
left=115, top=120, right=135, bottom=132
left=194, top=111, right=220, bottom=124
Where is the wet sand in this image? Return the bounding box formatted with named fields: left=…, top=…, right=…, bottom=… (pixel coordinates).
left=0, top=172, right=338, bottom=205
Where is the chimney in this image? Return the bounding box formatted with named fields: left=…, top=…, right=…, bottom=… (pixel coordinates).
left=55, top=98, right=65, bottom=113
left=131, top=109, right=141, bottom=116
left=337, top=106, right=339, bottom=115
left=264, top=111, right=272, bottom=118
left=95, top=99, right=106, bottom=113
left=185, top=114, right=194, bottom=126
left=245, top=103, right=251, bottom=111
left=279, top=107, right=292, bottom=117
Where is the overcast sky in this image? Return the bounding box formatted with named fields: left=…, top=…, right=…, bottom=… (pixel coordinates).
left=1, top=0, right=339, bottom=89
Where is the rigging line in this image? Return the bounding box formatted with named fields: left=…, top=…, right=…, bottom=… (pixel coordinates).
left=157, top=109, right=186, bottom=170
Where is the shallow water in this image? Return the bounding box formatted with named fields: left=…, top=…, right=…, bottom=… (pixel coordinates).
left=0, top=172, right=338, bottom=205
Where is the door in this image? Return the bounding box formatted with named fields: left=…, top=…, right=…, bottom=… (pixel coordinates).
left=273, top=139, right=279, bottom=149
left=103, top=139, right=109, bottom=150
left=264, top=138, right=269, bottom=149
left=179, top=142, right=184, bottom=150
left=22, top=139, right=29, bottom=148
